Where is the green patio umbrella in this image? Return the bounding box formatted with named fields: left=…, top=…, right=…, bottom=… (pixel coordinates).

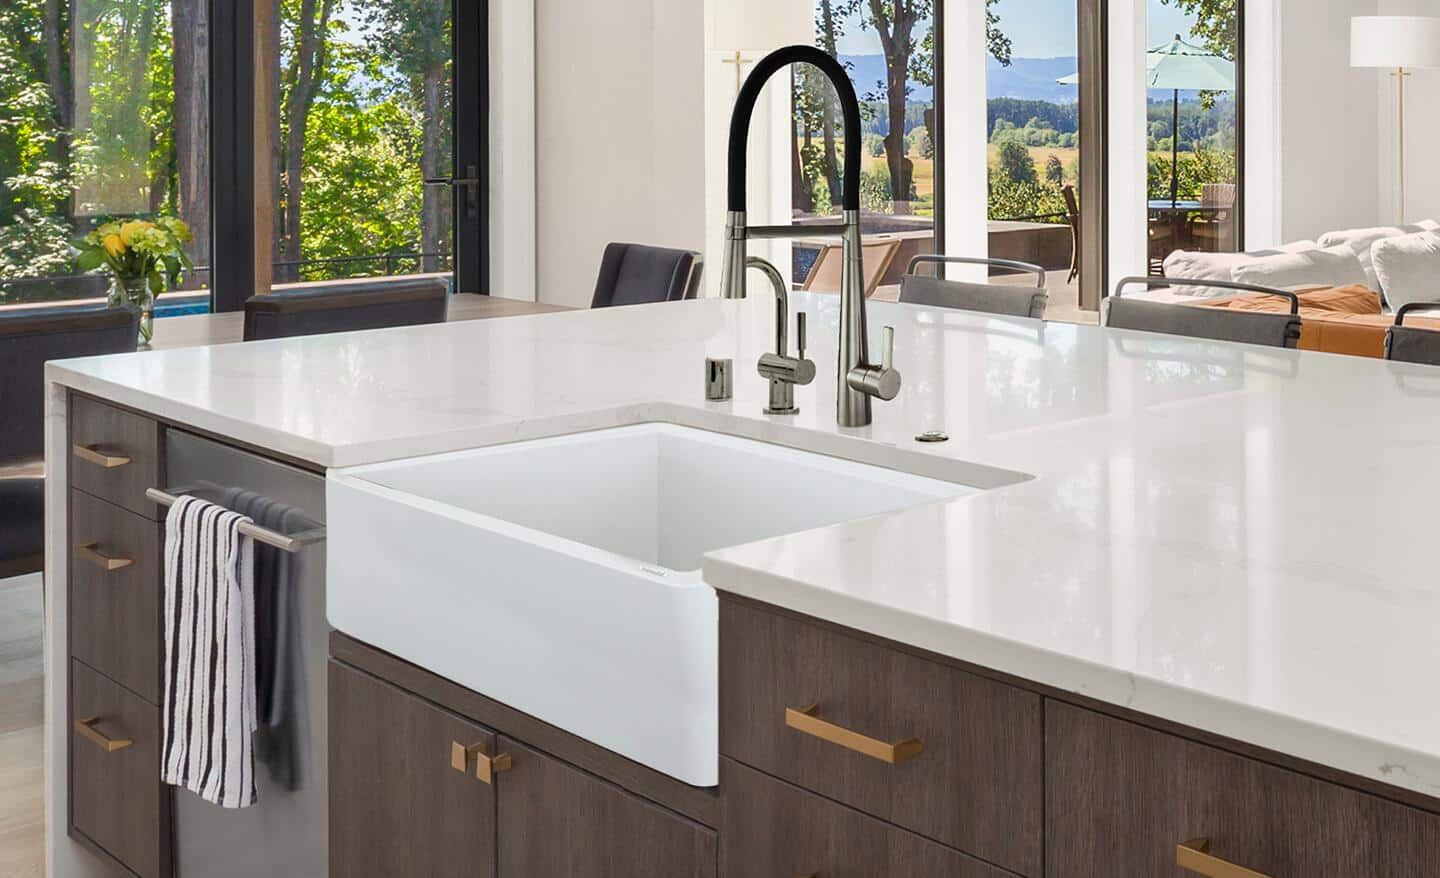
left=1057, top=35, right=1236, bottom=206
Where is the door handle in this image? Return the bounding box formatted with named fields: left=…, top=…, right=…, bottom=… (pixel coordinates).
left=75, top=717, right=134, bottom=752
left=76, top=543, right=134, bottom=571
left=1177, top=838, right=1272, bottom=878
left=423, top=164, right=480, bottom=218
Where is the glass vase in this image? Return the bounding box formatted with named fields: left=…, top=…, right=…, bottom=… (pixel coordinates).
left=109, top=276, right=154, bottom=347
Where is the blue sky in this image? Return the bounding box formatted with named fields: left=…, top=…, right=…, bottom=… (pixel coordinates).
left=835, top=1, right=1197, bottom=59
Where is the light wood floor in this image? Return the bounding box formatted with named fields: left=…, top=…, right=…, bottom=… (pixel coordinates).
left=0, top=572, right=44, bottom=878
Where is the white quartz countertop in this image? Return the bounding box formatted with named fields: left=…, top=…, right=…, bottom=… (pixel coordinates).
left=47, top=293, right=1440, bottom=799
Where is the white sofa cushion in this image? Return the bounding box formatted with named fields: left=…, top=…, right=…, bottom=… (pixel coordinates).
left=1161, top=241, right=1318, bottom=297
left=1229, top=245, right=1369, bottom=291
left=1318, top=222, right=1437, bottom=290
left=1371, top=231, right=1440, bottom=310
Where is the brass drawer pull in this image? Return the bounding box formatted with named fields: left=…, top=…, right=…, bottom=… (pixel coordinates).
left=76, top=543, right=134, bottom=572
left=451, top=741, right=512, bottom=785
left=784, top=704, right=923, bottom=764
left=75, top=717, right=134, bottom=752
left=73, top=444, right=131, bottom=468
left=1177, top=838, right=1271, bottom=878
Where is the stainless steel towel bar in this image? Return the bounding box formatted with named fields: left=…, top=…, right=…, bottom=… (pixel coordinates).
left=146, top=488, right=327, bottom=553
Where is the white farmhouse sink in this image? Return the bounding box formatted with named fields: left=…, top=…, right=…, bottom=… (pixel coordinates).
left=326, top=423, right=979, bottom=786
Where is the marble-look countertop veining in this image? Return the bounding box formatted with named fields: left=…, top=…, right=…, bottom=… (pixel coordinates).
left=47, top=292, right=1440, bottom=799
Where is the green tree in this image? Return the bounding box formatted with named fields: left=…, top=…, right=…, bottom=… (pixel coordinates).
left=361, top=0, right=451, bottom=272
left=277, top=0, right=338, bottom=280
left=1045, top=154, right=1064, bottom=185
left=997, top=140, right=1036, bottom=185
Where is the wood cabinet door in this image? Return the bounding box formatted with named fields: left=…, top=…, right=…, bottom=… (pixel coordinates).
left=1046, top=700, right=1440, bottom=877
left=329, top=660, right=497, bottom=878
left=497, top=736, right=716, bottom=878
left=721, top=758, right=1014, bottom=878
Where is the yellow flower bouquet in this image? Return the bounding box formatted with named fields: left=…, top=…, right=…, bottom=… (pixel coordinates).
left=75, top=217, right=194, bottom=345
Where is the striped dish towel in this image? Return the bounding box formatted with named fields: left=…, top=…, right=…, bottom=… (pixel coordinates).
left=161, top=494, right=259, bottom=808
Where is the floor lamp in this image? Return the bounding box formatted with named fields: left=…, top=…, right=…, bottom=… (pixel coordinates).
left=1352, top=16, right=1440, bottom=224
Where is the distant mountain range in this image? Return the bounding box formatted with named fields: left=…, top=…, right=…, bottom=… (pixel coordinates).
left=839, top=54, right=1081, bottom=104
left=838, top=53, right=1221, bottom=105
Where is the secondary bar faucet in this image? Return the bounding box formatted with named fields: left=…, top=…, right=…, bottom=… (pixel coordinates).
left=747, top=256, right=815, bottom=414
left=719, top=45, right=901, bottom=428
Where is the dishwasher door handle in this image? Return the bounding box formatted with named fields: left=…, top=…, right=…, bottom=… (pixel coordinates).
left=146, top=488, right=327, bottom=553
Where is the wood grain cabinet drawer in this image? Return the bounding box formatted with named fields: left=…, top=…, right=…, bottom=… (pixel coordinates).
left=719, top=599, right=1043, bottom=877
left=69, top=659, right=171, bottom=878
left=70, top=394, right=163, bottom=518
left=1046, top=701, right=1440, bottom=877
left=69, top=489, right=162, bottom=703
left=721, top=759, right=1013, bottom=878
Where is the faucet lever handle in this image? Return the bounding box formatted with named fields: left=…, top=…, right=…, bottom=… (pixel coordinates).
left=797, top=312, right=807, bottom=360
left=881, top=325, right=894, bottom=372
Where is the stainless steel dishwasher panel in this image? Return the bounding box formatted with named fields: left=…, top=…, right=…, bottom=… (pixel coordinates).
left=165, top=430, right=327, bottom=877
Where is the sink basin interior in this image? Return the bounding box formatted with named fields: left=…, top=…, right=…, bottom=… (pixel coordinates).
left=349, top=422, right=976, bottom=573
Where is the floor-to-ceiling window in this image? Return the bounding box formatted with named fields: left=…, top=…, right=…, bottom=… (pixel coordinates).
left=1143, top=0, right=1242, bottom=273
left=790, top=1, right=939, bottom=290
left=987, top=0, right=1085, bottom=314
left=2, top=0, right=487, bottom=313
left=1, top=0, right=210, bottom=307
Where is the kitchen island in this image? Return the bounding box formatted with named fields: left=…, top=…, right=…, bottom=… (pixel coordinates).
left=43, top=292, right=1440, bottom=876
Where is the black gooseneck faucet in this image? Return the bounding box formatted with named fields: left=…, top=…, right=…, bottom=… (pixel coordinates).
left=719, top=45, right=900, bottom=429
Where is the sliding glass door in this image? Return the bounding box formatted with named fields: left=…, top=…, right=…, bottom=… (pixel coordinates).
left=1142, top=0, right=1243, bottom=274
left=261, top=0, right=487, bottom=292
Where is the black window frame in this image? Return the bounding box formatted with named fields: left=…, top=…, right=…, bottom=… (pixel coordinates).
left=207, top=0, right=489, bottom=312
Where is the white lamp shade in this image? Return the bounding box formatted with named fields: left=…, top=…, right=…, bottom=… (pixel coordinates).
left=1351, top=16, right=1440, bottom=69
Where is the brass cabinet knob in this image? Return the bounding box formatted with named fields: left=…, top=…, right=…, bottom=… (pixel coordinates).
left=75, top=716, right=134, bottom=752
left=476, top=752, right=512, bottom=785
left=1177, top=837, right=1271, bottom=878
left=76, top=543, right=134, bottom=572
left=784, top=704, right=923, bottom=765
left=73, top=444, right=131, bottom=468
left=451, top=741, right=512, bottom=785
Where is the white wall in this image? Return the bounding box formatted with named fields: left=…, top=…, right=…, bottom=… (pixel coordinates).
left=489, top=0, right=536, bottom=300
left=1375, top=0, right=1440, bottom=224
left=534, top=0, right=707, bottom=308
left=1275, top=0, right=1382, bottom=242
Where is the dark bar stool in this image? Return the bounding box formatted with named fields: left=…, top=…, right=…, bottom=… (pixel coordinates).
left=0, top=304, right=140, bottom=578
left=243, top=277, right=449, bottom=341
left=590, top=243, right=702, bottom=308
left=1106, top=277, right=1302, bottom=349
